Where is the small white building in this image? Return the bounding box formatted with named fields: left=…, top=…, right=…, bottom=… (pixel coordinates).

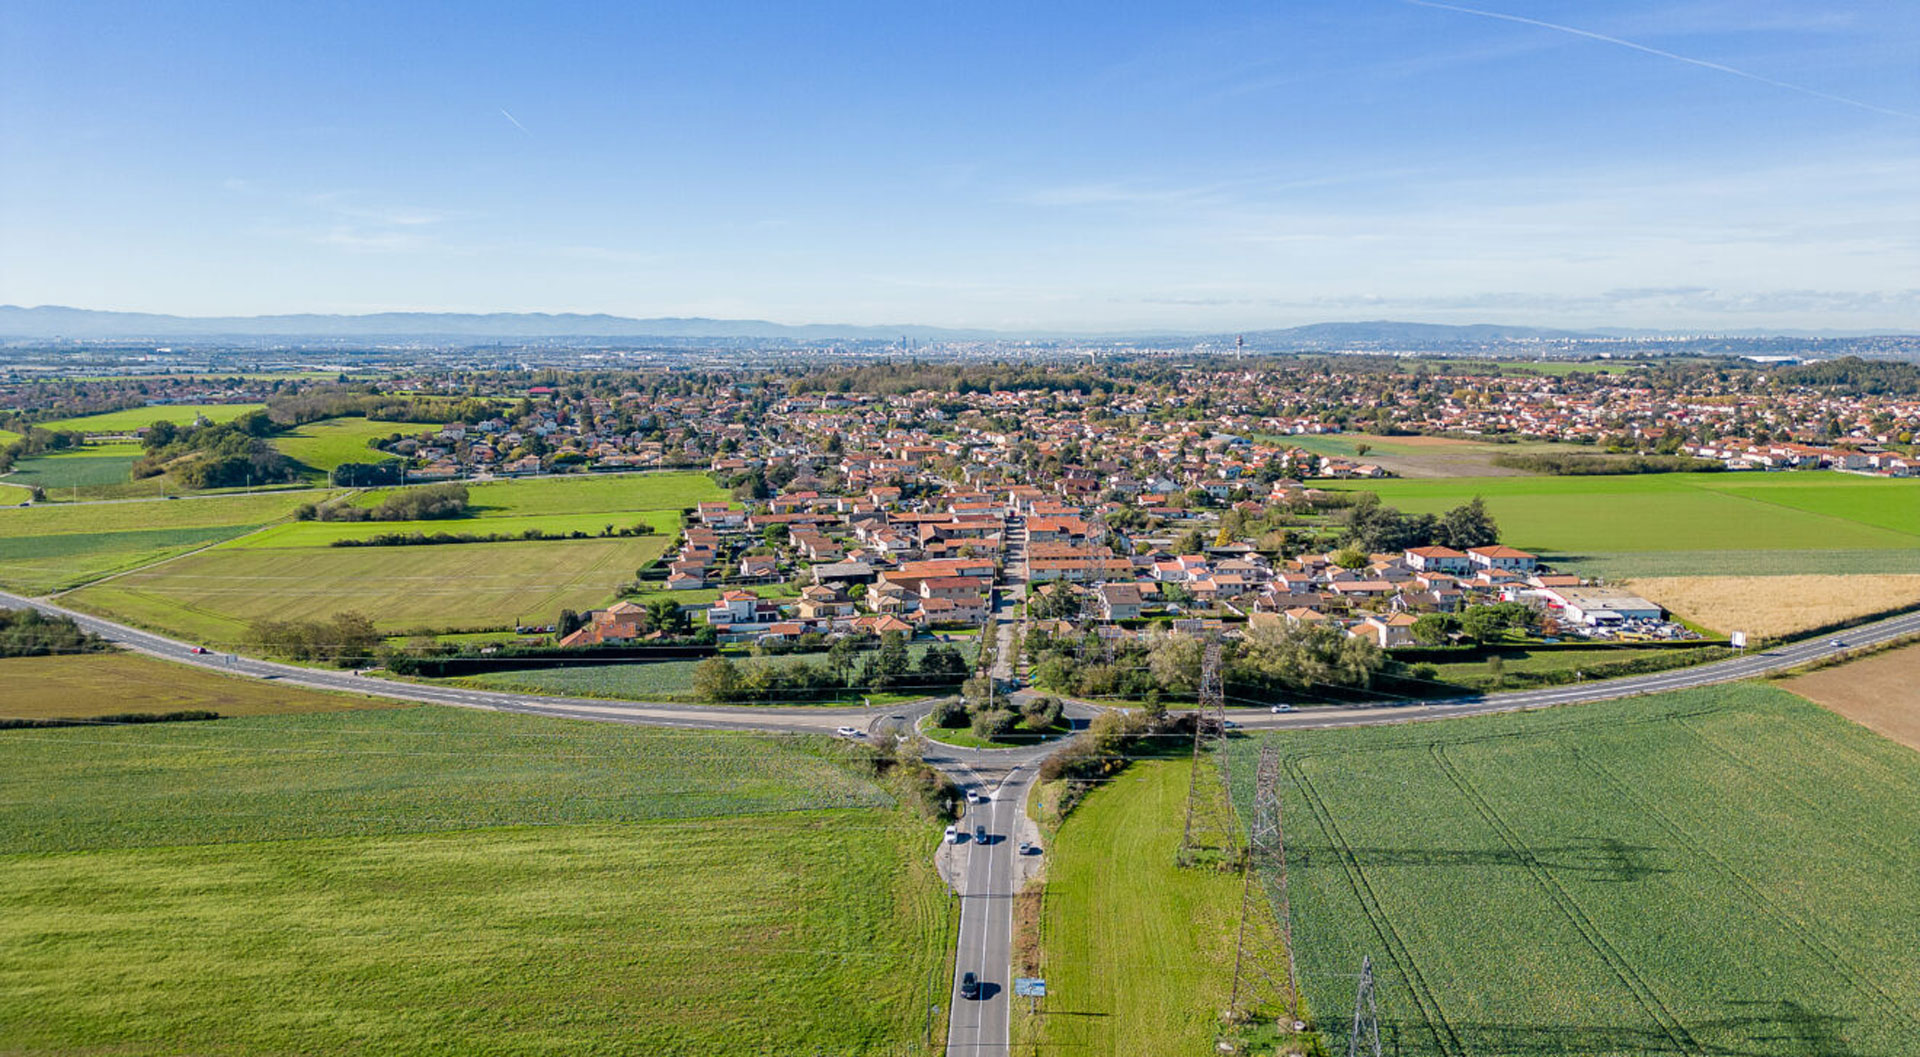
left=1467, top=545, right=1538, bottom=573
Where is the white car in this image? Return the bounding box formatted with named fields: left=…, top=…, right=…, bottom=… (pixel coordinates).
left=835, top=726, right=864, bottom=738
left=944, top=825, right=961, bottom=844
left=1270, top=704, right=1296, bottom=714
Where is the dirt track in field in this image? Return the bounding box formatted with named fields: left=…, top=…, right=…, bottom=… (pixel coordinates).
left=1782, top=642, right=1920, bottom=751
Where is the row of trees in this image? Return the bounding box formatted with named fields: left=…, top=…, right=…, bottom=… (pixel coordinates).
left=930, top=692, right=1063, bottom=742
left=1024, top=622, right=1385, bottom=704
left=295, top=483, right=471, bottom=522
left=250, top=611, right=384, bottom=667
left=0, top=610, right=104, bottom=657
left=690, top=633, right=971, bottom=703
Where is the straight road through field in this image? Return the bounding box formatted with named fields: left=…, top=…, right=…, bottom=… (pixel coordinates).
left=936, top=752, right=1046, bottom=1057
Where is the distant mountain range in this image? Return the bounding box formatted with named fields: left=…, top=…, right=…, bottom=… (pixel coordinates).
left=0, top=305, right=1907, bottom=345
left=0, top=305, right=1004, bottom=342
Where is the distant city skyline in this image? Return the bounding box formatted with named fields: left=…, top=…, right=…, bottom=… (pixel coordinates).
left=4, top=2, right=1918, bottom=331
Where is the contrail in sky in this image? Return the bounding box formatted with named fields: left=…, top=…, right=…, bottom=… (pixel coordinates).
left=1405, top=0, right=1918, bottom=120
left=499, top=108, right=530, bottom=134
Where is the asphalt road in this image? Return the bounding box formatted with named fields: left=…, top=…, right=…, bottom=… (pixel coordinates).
left=932, top=746, right=1052, bottom=1057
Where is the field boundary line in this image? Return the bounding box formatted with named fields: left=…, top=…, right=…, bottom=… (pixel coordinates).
left=1688, top=480, right=1920, bottom=546
left=1286, top=754, right=1466, bottom=1057
left=1428, top=743, right=1703, bottom=1055
left=1569, top=743, right=1917, bottom=1029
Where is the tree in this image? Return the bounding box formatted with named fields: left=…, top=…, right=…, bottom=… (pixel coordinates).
left=645, top=597, right=687, bottom=635
left=557, top=609, right=585, bottom=637
left=1145, top=631, right=1204, bottom=696
left=1021, top=695, right=1063, bottom=731
left=692, top=657, right=742, bottom=703
left=1236, top=621, right=1385, bottom=695
left=1410, top=613, right=1458, bottom=646
left=1172, top=528, right=1208, bottom=555
left=1440, top=496, right=1499, bottom=550
left=1460, top=601, right=1539, bottom=643
left=971, top=708, right=1019, bottom=741
left=931, top=697, right=969, bottom=727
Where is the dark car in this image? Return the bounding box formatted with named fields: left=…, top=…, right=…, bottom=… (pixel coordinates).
left=974, top=825, right=987, bottom=843
left=960, top=972, right=981, bottom=1000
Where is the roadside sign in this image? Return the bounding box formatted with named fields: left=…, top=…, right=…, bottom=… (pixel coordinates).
left=1730, top=631, right=1747, bottom=650
left=1014, top=978, right=1046, bottom=997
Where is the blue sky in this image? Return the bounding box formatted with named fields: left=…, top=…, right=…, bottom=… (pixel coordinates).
left=3, top=1, right=1918, bottom=331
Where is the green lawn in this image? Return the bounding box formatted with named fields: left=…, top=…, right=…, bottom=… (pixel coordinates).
left=1249, top=683, right=1920, bottom=1057
left=37, top=404, right=267, bottom=433
left=69, top=535, right=670, bottom=644
left=0, top=707, right=952, bottom=1055
left=272, top=416, right=428, bottom=473
left=1014, top=758, right=1244, bottom=1055
left=1325, top=472, right=1920, bottom=574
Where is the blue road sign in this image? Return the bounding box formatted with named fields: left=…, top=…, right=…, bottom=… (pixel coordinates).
left=1014, top=978, right=1046, bottom=997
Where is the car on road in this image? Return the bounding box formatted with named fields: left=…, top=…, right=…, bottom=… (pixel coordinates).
left=944, top=825, right=961, bottom=844
left=1017, top=840, right=1038, bottom=855
left=960, top=972, right=981, bottom=1000
left=965, top=789, right=983, bottom=804
left=1222, top=719, right=1240, bottom=729
left=1829, top=639, right=1849, bottom=648
left=189, top=646, right=211, bottom=655
left=974, top=825, right=987, bottom=843
left=1270, top=704, right=1296, bottom=713
left=834, top=725, right=864, bottom=737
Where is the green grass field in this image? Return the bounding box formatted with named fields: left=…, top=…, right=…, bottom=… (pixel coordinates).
left=228, top=509, right=681, bottom=548
left=0, top=707, right=952, bottom=1055
left=2, top=452, right=141, bottom=490
left=1014, top=759, right=1244, bottom=1055
left=69, top=535, right=672, bottom=643
left=38, top=403, right=267, bottom=433
left=1249, top=683, right=1920, bottom=1057
left=1327, top=472, right=1920, bottom=575
left=0, top=491, right=327, bottom=593
left=0, top=651, right=398, bottom=719
left=356, top=471, right=727, bottom=517
left=272, top=416, right=424, bottom=473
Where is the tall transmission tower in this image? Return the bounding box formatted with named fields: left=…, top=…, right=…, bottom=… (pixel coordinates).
left=1178, top=640, right=1241, bottom=868
left=1348, top=955, right=1382, bottom=1057
left=1229, top=743, right=1300, bottom=1025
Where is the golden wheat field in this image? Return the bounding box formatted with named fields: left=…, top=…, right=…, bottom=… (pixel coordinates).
left=1625, top=574, right=1920, bottom=638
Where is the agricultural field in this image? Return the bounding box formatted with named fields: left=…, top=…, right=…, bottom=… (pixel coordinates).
left=1012, top=759, right=1243, bottom=1055
left=1326, top=472, right=1920, bottom=576
left=68, top=535, right=669, bottom=644
left=0, top=651, right=398, bottom=720
left=458, top=640, right=950, bottom=703
left=356, top=470, right=727, bottom=517
left=228, top=508, right=680, bottom=548
left=1275, top=433, right=1569, bottom=478
left=272, top=416, right=427, bottom=474
left=3, top=450, right=142, bottom=491
left=1782, top=642, right=1920, bottom=752
left=0, top=707, right=952, bottom=1055
left=1625, top=574, right=1920, bottom=638
left=0, top=490, right=325, bottom=594
left=37, top=403, right=267, bottom=434
left=1248, top=683, right=1920, bottom=1057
